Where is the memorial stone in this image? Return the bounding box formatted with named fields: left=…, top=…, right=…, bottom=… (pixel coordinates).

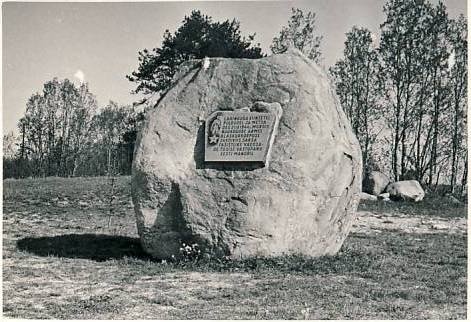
left=132, top=49, right=362, bottom=259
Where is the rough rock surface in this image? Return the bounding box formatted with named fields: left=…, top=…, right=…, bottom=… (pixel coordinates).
left=386, top=180, right=425, bottom=202
left=363, top=171, right=390, bottom=196
left=131, top=49, right=362, bottom=259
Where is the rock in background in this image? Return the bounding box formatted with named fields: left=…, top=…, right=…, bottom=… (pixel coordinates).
left=386, top=180, right=425, bottom=202
left=360, top=192, right=378, bottom=201
left=131, top=49, right=362, bottom=259
left=378, top=192, right=391, bottom=201
left=362, top=171, right=390, bottom=196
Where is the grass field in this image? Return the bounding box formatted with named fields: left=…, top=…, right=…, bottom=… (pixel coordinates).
left=3, top=176, right=467, bottom=319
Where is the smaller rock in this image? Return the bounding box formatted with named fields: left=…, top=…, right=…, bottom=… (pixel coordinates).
left=363, top=171, right=390, bottom=196
left=360, top=192, right=378, bottom=201
left=445, top=193, right=462, bottom=205
left=431, top=223, right=448, bottom=230
left=461, top=184, right=467, bottom=197
left=78, top=201, right=89, bottom=207
left=378, top=192, right=390, bottom=200
left=386, top=180, right=425, bottom=202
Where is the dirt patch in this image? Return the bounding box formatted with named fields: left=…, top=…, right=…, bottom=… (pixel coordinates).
left=353, top=211, right=467, bottom=235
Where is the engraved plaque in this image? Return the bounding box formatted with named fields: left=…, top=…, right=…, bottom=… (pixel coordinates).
left=204, top=111, right=276, bottom=162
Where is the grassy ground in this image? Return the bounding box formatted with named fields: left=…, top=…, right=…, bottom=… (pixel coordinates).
left=3, top=176, right=467, bottom=319
left=358, top=194, right=467, bottom=219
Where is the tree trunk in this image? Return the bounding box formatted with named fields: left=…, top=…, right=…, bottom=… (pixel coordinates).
left=393, top=86, right=401, bottom=182
left=450, top=100, right=459, bottom=193
left=428, top=69, right=440, bottom=186
left=460, top=156, right=467, bottom=195
left=20, top=122, right=26, bottom=178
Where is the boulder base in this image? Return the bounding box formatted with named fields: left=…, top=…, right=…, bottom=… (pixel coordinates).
left=131, top=50, right=362, bottom=259
left=386, top=180, right=425, bottom=202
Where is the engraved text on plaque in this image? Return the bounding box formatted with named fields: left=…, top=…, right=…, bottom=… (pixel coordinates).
left=204, top=111, right=276, bottom=162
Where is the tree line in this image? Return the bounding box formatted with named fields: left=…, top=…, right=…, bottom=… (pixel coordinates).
left=330, top=0, right=467, bottom=194
left=4, top=0, right=467, bottom=196
left=3, top=11, right=266, bottom=179
left=4, top=78, right=143, bottom=178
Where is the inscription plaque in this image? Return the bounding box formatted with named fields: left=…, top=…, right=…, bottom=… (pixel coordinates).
left=204, top=110, right=276, bottom=162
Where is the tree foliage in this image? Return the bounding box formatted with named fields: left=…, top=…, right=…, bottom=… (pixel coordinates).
left=16, top=78, right=97, bottom=177
left=447, top=14, right=467, bottom=192
left=81, top=101, right=143, bottom=176
left=378, top=0, right=458, bottom=184
left=271, top=8, right=323, bottom=63
left=5, top=79, right=143, bottom=178
left=331, top=0, right=467, bottom=193
left=330, top=27, right=383, bottom=169
left=127, top=10, right=264, bottom=97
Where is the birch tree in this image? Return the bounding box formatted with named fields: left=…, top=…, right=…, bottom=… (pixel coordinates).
left=379, top=0, right=433, bottom=181
left=447, top=15, right=467, bottom=193
left=330, top=26, right=383, bottom=168
left=271, top=8, right=323, bottom=63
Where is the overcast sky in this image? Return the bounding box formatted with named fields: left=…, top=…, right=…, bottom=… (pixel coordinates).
left=3, top=0, right=467, bottom=135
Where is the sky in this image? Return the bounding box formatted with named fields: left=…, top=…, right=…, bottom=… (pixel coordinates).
left=3, top=0, right=467, bottom=135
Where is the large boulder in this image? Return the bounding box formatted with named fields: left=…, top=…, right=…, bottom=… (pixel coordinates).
left=131, top=49, right=362, bottom=259
left=386, top=180, right=425, bottom=202
left=363, top=171, right=390, bottom=196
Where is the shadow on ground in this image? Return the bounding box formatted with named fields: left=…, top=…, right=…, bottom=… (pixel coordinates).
left=17, top=234, right=151, bottom=262
left=15, top=231, right=467, bottom=277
